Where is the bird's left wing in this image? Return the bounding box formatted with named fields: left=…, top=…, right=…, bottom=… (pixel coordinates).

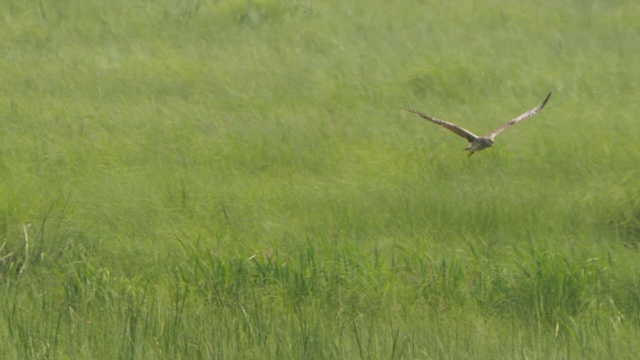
left=486, top=92, right=552, bottom=140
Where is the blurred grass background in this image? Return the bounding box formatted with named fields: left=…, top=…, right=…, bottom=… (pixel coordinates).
left=1, top=0, right=640, bottom=358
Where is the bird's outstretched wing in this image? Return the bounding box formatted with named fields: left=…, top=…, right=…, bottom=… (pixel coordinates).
left=486, top=92, right=552, bottom=140
left=406, top=109, right=478, bottom=143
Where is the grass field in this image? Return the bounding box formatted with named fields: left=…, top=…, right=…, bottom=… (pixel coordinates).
left=1, top=0, right=640, bottom=358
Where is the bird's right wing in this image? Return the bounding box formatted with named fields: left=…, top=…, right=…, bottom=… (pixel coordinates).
left=406, top=109, right=478, bottom=143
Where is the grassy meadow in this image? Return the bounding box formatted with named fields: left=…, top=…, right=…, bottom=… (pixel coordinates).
left=1, top=0, right=640, bottom=358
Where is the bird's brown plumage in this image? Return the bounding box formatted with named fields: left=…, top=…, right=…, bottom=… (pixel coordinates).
left=406, top=92, right=551, bottom=156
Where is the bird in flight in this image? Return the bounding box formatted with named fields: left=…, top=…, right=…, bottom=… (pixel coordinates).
left=406, top=92, right=551, bottom=156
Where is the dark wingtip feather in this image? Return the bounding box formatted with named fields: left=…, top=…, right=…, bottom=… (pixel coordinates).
left=540, top=91, right=552, bottom=109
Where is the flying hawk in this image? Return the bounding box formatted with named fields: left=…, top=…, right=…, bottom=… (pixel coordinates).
left=407, top=92, right=551, bottom=156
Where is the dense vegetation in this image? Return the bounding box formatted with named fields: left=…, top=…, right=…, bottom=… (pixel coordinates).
left=1, top=0, right=639, bottom=358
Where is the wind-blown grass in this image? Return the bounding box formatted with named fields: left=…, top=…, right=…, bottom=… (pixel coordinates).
left=1, top=0, right=640, bottom=358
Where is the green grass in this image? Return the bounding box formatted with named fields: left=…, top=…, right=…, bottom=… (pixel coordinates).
left=1, top=0, right=640, bottom=358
